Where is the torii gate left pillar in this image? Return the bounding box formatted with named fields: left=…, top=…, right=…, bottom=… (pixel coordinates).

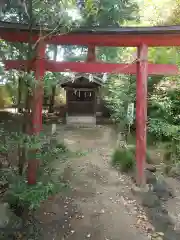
left=27, top=39, right=46, bottom=185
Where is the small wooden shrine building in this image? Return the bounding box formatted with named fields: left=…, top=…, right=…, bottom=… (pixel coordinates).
left=61, top=74, right=103, bottom=124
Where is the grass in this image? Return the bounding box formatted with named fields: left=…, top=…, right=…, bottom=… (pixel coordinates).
left=112, top=146, right=153, bottom=172
left=112, top=148, right=135, bottom=172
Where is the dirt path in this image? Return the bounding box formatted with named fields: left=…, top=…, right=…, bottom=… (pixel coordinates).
left=36, top=125, right=149, bottom=240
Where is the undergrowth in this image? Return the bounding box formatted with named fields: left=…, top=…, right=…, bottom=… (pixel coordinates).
left=112, top=148, right=135, bottom=172
left=1, top=136, right=70, bottom=211
left=112, top=146, right=152, bottom=172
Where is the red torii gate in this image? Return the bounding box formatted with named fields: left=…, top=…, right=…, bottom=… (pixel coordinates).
left=1, top=22, right=180, bottom=186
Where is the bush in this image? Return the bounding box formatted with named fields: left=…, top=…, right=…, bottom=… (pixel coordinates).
left=130, top=146, right=152, bottom=164
left=112, top=148, right=135, bottom=172
left=0, top=134, right=70, bottom=212
left=5, top=177, right=66, bottom=211
left=112, top=146, right=153, bottom=172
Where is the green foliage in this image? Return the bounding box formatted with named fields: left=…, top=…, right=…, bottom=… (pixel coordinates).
left=6, top=177, right=65, bottom=210
left=0, top=127, right=70, bottom=210
left=148, top=88, right=180, bottom=140
left=56, top=142, right=68, bottom=153
left=81, top=0, right=139, bottom=27
left=112, top=145, right=153, bottom=172
left=129, top=145, right=152, bottom=164
left=148, top=85, right=180, bottom=163
left=0, top=86, right=12, bottom=108
left=104, top=75, right=136, bottom=127
left=112, top=148, right=135, bottom=172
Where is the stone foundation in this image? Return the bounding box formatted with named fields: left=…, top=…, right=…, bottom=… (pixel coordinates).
left=66, top=116, right=96, bottom=126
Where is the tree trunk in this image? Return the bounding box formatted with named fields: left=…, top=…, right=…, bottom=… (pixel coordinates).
left=18, top=84, right=32, bottom=176
left=18, top=0, right=34, bottom=176
left=48, top=85, right=56, bottom=113
left=18, top=76, right=23, bottom=113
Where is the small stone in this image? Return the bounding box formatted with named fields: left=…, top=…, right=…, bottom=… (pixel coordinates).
left=146, top=164, right=156, bottom=172
left=86, top=233, right=91, bottom=238
left=156, top=237, right=163, bottom=240
left=152, top=233, right=159, bottom=238
left=157, top=232, right=164, bottom=236
left=137, top=219, right=142, bottom=225
left=137, top=214, right=148, bottom=220
left=101, top=209, right=105, bottom=213
left=146, top=223, right=155, bottom=232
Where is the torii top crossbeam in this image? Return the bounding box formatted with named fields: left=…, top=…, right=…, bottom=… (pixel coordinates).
left=1, top=21, right=180, bottom=46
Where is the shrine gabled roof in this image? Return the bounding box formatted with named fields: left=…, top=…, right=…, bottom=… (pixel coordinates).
left=1, top=21, right=180, bottom=35
left=60, top=73, right=104, bottom=87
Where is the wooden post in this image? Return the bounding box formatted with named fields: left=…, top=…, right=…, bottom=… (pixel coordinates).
left=94, top=89, right=97, bottom=117
left=48, top=85, right=56, bottom=113
left=136, top=44, right=148, bottom=186
left=87, top=46, right=96, bottom=62
left=27, top=39, right=46, bottom=185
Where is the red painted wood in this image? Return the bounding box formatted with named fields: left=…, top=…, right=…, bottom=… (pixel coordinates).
left=136, top=44, right=148, bottom=186
left=27, top=40, right=45, bottom=185
left=87, top=46, right=96, bottom=62
left=4, top=60, right=179, bottom=75
left=0, top=31, right=38, bottom=43
left=1, top=30, right=180, bottom=46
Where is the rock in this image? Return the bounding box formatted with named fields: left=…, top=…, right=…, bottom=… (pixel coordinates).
left=142, top=191, right=160, bottom=208
left=163, top=226, right=180, bottom=240
left=145, top=223, right=155, bottom=232
left=151, top=233, right=164, bottom=240
left=157, top=232, right=164, bottom=236
left=168, top=163, right=180, bottom=177
left=153, top=179, right=174, bottom=199
left=156, top=237, right=163, bottom=240
left=146, top=164, right=157, bottom=173
left=0, top=202, right=23, bottom=230
left=131, top=170, right=157, bottom=184
left=0, top=202, right=10, bottom=228
left=145, top=170, right=157, bottom=185
left=131, top=184, right=149, bottom=195
left=149, top=207, right=175, bottom=229
left=151, top=233, right=159, bottom=238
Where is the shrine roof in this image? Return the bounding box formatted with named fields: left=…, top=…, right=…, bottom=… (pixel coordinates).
left=60, top=73, right=104, bottom=88
left=1, top=21, right=180, bottom=35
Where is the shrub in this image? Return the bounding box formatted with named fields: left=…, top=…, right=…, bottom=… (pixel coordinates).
left=5, top=176, right=66, bottom=211
left=130, top=146, right=152, bottom=164
left=112, top=146, right=153, bottom=172
left=55, top=142, right=68, bottom=153
left=0, top=135, right=70, bottom=212
left=112, top=148, right=135, bottom=172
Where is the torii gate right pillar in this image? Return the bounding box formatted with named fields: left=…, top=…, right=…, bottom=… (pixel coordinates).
left=136, top=44, right=148, bottom=186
